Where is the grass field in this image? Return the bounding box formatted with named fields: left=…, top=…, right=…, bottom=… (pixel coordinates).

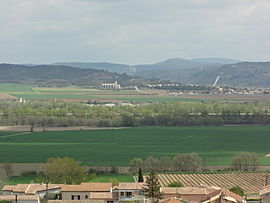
left=1, top=83, right=269, bottom=102
left=0, top=126, right=270, bottom=166
left=3, top=174, right=133, bottom=185
left=88, top=174, right=134, bottom=182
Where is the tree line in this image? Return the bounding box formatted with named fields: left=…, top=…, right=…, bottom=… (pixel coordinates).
left=129, top=152, right=260, bottom=174
left=1, top=101, right=270, bottom=128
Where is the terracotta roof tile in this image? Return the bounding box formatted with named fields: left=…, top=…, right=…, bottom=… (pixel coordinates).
left=12, top=184, right=30, bottom=193
left=62, top=183, right=112, bottom=192
left=26, top=184, right=63, bottom=194
left=161, top=187, right=209, bottom=195
left=0, top=195, right=39, bottom=201
left=2, top=185, right=17, bottom=191
left=114, top=182, right=145, bottom=190
left=221, top=188, right=244, bottom=203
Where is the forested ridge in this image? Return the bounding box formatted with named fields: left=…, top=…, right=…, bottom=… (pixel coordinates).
left=0, top=64, right=154, bottom=87
left=1, top=101, right=270, bottom=127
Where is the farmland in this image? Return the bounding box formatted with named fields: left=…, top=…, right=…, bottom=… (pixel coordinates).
left=0, top=83, right=270, bottom=103
left=157, top=172, right=270, bottom=194
left=0, top=126, right=270, bottom=166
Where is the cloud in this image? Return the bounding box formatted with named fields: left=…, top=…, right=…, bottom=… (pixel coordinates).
left=0, top=0, right=269, bottom=64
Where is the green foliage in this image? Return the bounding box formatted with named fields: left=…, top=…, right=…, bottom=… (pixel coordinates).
left=1, top=100, right=270, bottom=128
left=42, top=157, right=87, bottom=184
left=129, top=158, right=144, bottom=174
left=168, top=181, right=184, bottom=187
left=0, top=201, right=12, bottom=203
left=20, top=171, right=37, bottom=177
left=232, top=152, right=260, bottom=171
left=143, top=172, right=161, bottom=199
left=110, top=178, right=119, bottom=186
left=88, top=174, right=134, bottom=182
left=229, top=186, right=245, bottom=196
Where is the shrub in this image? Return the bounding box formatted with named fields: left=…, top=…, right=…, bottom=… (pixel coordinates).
left=168, top=181, right=184, bottom=187
left=229, top=186, right=245, bottom=196
left=20, top=171, right=37, bottom=177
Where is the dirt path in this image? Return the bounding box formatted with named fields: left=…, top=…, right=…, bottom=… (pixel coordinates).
left=0, top=132, right=32, bottom=138
left=0, top=126, right=127, bottom=132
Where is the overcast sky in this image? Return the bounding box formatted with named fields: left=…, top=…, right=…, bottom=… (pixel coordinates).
left=0, top=0, right=269, bottom=64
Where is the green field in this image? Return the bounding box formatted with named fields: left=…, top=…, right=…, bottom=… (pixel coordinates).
left=0, top=126, right=270, bottom=166
left=3, top=174, right=133, bottom=185
left=89, top=174, right=134, bottom=182
left=1, top=83, right=269, bottom=103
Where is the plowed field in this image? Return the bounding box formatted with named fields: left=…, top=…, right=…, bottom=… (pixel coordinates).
left=158, top=172, right=270, bottom=194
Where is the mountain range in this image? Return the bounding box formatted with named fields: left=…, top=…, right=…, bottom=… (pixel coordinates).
left=4, top=57, right=270, bottom=87
left=0, top=64, right=156, bottom=87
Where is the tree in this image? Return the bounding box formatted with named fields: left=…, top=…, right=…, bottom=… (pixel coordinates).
left=42, top=157, right=87, bottom=184
left=138, top=168, right=144, bottom=182
left=110, top=178, right=119, bottom=186
left=1, top=162, right=13, bottom=178
left=143, top=171, right=161, bottom=200
left=231, top=152, right=259, bottom=171
left=129, top=158, right=143, bottom=174
left=229, top=186, right=245, bottom=196
left=173, top=153, right=202, bottom=172
left=168, top=181, right=184, bottom=187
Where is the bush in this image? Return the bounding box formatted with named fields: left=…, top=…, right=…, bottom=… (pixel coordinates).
left=229, top=186, right=245, bottom=196
left=168, top=181, right=184, bottom=187
left=20, top=171, right=37, bottom=177
left=0, top=201, right=12, bottom=203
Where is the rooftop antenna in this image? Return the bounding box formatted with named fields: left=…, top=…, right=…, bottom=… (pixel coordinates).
left=213, top=76, right=220, bottom=87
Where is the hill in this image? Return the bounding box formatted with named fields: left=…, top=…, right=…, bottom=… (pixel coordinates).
left=52, top=62, right=134, bottom=74
left=53, top=57, right=239, bottom=76
left=0, top=64, right=153, bottom=87
left=188, top=62, right=270, bottom=87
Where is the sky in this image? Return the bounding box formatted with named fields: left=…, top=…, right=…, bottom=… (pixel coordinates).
left=0, top=0, right=269, bottom=65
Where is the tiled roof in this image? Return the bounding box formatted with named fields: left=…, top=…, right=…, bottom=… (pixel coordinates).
left=26, top=184, right=63, bottom=194
left=62, top=183, right=112, bottom=192
left=161, top=187, right=211, bottom=195
left=2, top=185, right=17, bottom=191
left=0, top=195, right=39, bottom=201
left=90, top=192, right=113, bottom=199
left=220, top=188, right=244, bottom=203
left=160, top=198, right=184, bottom=203
left=2, top=184, right=62, bottom=194
left=114, top=182, right=145, bottom=190
left=12, top=184, right=30, bottom=193
left=260, top=185, right=270, bottom=195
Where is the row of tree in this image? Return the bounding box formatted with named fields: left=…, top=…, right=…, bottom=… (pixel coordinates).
left=129, top=152, right=260, bottom=174
left=1, top=101, right=270, bottom=127
left=129, top=153, right=203, bottom=173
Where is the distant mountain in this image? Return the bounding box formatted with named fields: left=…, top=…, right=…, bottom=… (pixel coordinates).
left=190, top=58, right=240, bottom=64
left=187, top=62, right=270, bottom=87
left=0, top=64, right=154, bottom=87
left=52, top=57, right=240, bottom=76
left=52, top=62, right=134, bottom=74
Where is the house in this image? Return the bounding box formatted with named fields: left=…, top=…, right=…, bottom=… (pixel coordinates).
left=61, top=183, right=113, bottom=201
left=2, top=183, right=62, bottom=198
left=113, top=182, right=145, bottom=201
left=161, top=187, right=246, bottom=203
left=0, top=195, right=39, bottom=203
left=259, top=185, right=270, bottom=203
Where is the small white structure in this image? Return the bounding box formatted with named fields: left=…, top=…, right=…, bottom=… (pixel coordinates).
left=102, top=81, right=121, bottom=90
